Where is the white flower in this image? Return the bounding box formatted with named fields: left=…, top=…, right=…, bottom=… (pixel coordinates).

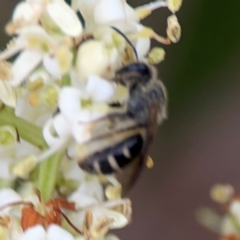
left=72, top=0, right=136, bottom=26
left=19, top=225, right=74, bottom=240
left=57, top=76, right=116, bottom=143
left=9, top=50, right=43, bottom=87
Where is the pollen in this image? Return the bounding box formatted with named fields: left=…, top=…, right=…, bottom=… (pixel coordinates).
left=0, top=61, right=12, bottom=80
left=28, top=92, right=39, bottom=106
left=146, top=156, right=154, bottom=169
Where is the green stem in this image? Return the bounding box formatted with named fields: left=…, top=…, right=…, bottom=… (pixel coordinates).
left=36, top=151, right=65, bottom=201
left=0, top=106, right=65, bottom=201
left=0, top=106, right=48, bottom=149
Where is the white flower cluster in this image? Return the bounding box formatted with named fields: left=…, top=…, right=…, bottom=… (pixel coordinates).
left=0, top=0, right=182, bottom=238
left=0, top=162, right=131, bottom=240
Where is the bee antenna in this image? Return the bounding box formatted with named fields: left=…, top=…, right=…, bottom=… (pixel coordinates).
left=111, top=26, right=138, bottom=61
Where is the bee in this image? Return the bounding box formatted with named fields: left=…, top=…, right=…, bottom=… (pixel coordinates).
left=77, top=62, right=167, bottom=191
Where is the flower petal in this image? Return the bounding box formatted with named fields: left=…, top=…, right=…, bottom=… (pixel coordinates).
left=69, top=192, right=98, bottom=209
left=71, top=122, right=92, bottom=144
left=62, top=159, right=85, bottom=182
left=77, top=177, right=104, bottom=202
left=0, top=158, right=15, bottom=180
left=134, top=24, right=151, bottom=58
left=71, top=0, right=98, bottom=22
left=87, top=75, right=116, bottom=103
left=94, top=0, right=126, bottom=24
left=43, top=54, right=61, bottom=78
left=43, top=114, right=71, bottom=147
left=0, top=189, right=21, bottom=209
left=10, top=50, right=42, bottom=86
left=91, top=207, right=128, bottom=229
left=75, top=103, right=110, bottom=123
left=47, top=225, right=74, bottom=240
left=59, top=87, right=82, bottom=122
left=19, top=225, right=46, bottom=240
left=47, top=1, right=83, bottom=37
left=13, top=2, right=36, bottom=21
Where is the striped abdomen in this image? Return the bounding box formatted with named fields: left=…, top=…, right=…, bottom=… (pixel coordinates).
left=78, top=134, right=144, bottom=174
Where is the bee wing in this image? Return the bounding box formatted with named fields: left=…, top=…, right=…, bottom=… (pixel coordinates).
left=116, top=101, right=160, bottom=195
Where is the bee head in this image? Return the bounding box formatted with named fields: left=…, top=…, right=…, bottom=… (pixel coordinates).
left=115, top=62, right=153, bottom=89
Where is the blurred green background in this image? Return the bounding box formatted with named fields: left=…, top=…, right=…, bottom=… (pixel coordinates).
left=1, top=0, right=240, bottom=239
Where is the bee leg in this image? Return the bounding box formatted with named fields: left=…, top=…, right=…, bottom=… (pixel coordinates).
left=78, top=134, right=144, bottom=174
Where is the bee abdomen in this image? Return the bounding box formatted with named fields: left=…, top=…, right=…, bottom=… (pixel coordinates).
left=78, top=134, right=144, bottom=174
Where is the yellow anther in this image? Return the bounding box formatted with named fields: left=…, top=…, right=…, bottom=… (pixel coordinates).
left=167, top=15, right=181, bottom=43
left=12, top=155, right=37, bottom=178
left=148, top=47, right=165, bottom=64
